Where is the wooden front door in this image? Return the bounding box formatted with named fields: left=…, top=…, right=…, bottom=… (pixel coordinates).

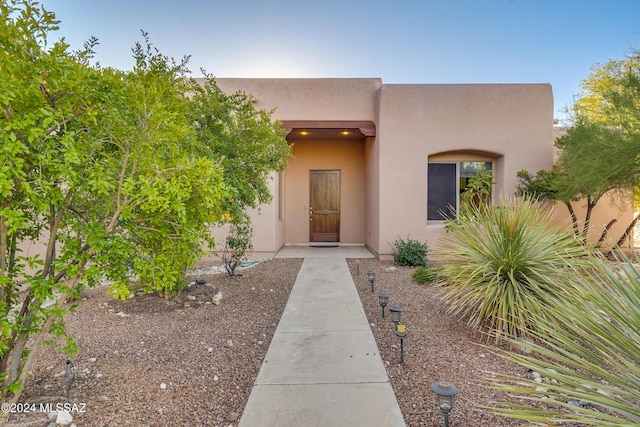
left=309, top=170, right=340, bottom=242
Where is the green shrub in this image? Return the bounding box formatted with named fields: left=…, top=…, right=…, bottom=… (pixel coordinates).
left=436, top=196, right=589, bottom=341
left=493, top=253, right=640, bottom=426
left=68, top=282, right=86, bottom=301
left=221, top=217, right=253, bottom=276
left=412, top=266, right=442, bottom=284
left=390, top=236, right=428, bottom=267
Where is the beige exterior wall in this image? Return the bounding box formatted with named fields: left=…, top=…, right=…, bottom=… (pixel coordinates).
left=211, top=78, right=634, bottom=260
left=215, top=78, right=381, bottom=121
left=375, top=84, right=554, bottom=258
left=203, top=78, right=381, bottom=259
left=282, top=138, right=366, bottom=244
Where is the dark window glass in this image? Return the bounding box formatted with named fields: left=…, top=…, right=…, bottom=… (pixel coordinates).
left=428, top=161, right=492, bottom=220
left=427, top=163, right=456, bottom=220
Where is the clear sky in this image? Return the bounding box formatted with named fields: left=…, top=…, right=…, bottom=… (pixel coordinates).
left=40, top=0, right=640, bottom=123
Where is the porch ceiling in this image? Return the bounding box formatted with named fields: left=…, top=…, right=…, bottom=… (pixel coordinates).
left=283, top=120, right=375, bottom=141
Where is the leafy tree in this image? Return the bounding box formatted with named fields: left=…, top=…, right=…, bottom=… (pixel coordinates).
left=0, top=0, right=290, bottom=413
left=187, top=73, right=292, bottom=222
left=517, top=48, right=640, bottom=250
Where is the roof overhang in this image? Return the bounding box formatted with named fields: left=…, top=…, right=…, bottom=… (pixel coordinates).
left=282, top=120, right=376, bottom=140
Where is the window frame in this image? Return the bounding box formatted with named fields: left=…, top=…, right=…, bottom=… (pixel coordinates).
left=427, top=160, right=492, bottom=221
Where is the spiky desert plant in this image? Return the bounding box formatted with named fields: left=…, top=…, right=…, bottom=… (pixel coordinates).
left=492, top=253, right=640, bottom=426
left=436, top=196, right=589, bottom=341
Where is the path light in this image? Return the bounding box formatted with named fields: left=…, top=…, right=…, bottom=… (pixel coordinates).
left=388, top=305, right=403, bottom=328
left=395, top=324, right=407, bottom=363
left=355, top=259, right=361, bottom=275
left=378, top=293, right=389, bottom=318
left=431, top=381, right=459, bottom=427
left=367, top=269, right=376, bottom=292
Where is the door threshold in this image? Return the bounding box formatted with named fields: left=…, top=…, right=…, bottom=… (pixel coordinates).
left=309, top=244, right=339, bottom=248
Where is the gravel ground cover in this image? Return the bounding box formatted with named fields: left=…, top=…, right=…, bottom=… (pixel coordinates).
left=9, top=258, right=302, bottom=427
left=8, top=256, right=543, bottom=427
left=349, top=258, right=529, bottom=427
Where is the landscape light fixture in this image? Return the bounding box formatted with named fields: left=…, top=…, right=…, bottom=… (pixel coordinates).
left=431, top=381, right=459, bottom=427
left=388, top=305, right=403, bottom=327
left=395, top=324, right=407, bottom=363
left=355, top=259, right=361, bottom=275
left=367, top=269, right=376, bottom=292
left=378, top=292, right=389, bottom=318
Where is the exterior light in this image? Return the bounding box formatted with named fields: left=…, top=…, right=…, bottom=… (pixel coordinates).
left=378, top=292, right=389, bottom=318
left=367, top=269, right=375, bottom=292
left=355, top=259, right=360, bottom=275
left=431, top=381, right=459, bottom=427
left=388, top=305, right=403, bottom=327
left=395, top=324, right=407, bottom=363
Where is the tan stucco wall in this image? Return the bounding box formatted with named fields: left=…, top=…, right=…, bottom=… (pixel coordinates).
left=210, top=79, right=636, bottom=259
left=215, top=78, right=381, bottom=121
left=282, top=138, right=366, bottom=244
left=375, top=83, right=555, bottom=258
left=209, top=78, right=381, bottom=256
left=364, top=135, right=379, bottom=254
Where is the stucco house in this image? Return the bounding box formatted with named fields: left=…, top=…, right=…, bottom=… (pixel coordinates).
left=206, top=78, right=562, bottom=260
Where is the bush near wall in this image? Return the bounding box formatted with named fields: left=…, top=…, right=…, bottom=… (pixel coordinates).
left=390, top=237, right=428, bottom=267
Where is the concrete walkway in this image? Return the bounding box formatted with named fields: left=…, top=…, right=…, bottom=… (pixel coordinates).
left=239, top=246, right=406, bottom=427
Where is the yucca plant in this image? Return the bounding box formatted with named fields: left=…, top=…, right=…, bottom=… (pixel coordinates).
left=492, top=254, right=640, bottom=426
left=436, top=196, right=589, bottom=341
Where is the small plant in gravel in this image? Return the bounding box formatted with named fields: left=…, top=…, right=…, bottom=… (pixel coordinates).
left=390, top=236, right=428, bottom=267
left=436, top=196, right=589, bottom=341
left=221, top=217, right=253, bottom=276
left=412, top=266, right=442, bottom=284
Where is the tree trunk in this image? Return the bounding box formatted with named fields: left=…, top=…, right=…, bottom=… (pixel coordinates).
left=582, top=196, right=594, bottom=244
left=614, top=213, right=640, bottom=248
left=596, top=218, right=618, bottom=249
left=565, top=201, right=580, bottom=239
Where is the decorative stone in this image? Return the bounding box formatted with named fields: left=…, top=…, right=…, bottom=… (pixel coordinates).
left=212, top=291, right=223, bottom=305
left=55, top=410, right=73, bottom=425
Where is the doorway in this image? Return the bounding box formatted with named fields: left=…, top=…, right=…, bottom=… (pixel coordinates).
left=309, top=170, right=341, bottom=242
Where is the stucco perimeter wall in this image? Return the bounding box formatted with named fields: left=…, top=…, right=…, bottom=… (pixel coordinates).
left=549, top=127, right=636, bottom=251
left=375, top=84, right=555, bottom=258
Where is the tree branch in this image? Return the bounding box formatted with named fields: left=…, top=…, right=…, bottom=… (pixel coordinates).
left=614, top=212, right=640, bottom=249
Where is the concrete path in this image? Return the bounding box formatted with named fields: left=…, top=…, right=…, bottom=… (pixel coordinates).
left=239, top=246, right=406, bottom=427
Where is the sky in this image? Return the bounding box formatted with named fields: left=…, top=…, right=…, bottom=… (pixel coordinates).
left=40, top=0, right=640, bottom=123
